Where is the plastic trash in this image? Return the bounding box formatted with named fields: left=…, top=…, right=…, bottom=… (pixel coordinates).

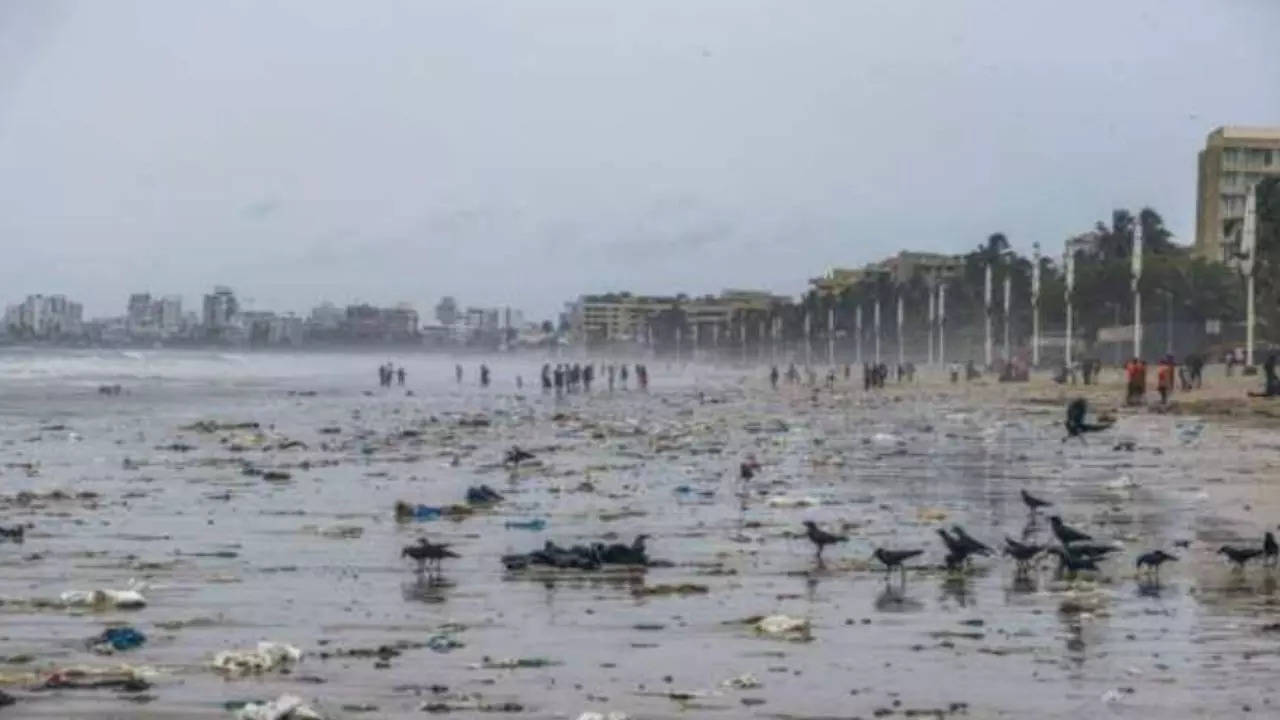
left=396, top=503, right=442, bottom=520
left=236, top=694, right=323, bottom=720
left=61, top=588, right=147, bottom=609
left=505, top=519, right=547, bottom=531
left=576, top=713, right=630, bottom=720
left=765, top=495, right=818, bottom=508
left=213, top=642, right=302, bottom=675
left=427, top=634, right=463, bottom=653
left=752, top=614, right=812, bottom=640
left=90, top=627, right=146, bottom=652
left=722, top=673, right=762, bottom=690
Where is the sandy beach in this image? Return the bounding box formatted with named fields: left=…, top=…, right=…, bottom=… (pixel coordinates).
left=3, top=350, right=1280, bottom=719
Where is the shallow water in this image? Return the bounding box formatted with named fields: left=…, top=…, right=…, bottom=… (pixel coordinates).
left=2, top=350, right=1279, bottom=719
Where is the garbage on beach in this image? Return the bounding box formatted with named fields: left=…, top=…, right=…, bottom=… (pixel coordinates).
left=39, top=664, right=155, bottom=691
left=235, top=694, right=324, bottom=720
left=722, top=673, right=762, bottom=689
left=395, top=501, right=472, bottom=521
left=916, top=507, right=949, bottom=522
left=749, top=614, right=812, bottom=641
left=576, top=713, right=631, bottom=720
left=505, top=518, right=547, bottom=531
left=212, top=642, right=303, bottom=675
left=60, top=588, right=147, bottom=609
left=473, top=656, right=559, bottom=670
left=765, top=495, right=818, bottom=508
left=89, top=626, right=146, bottom=653
left=426, top=633, right=464, bottom=653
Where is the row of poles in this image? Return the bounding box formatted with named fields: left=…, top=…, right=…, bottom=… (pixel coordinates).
left=661, top=191, right=1262, bottom=368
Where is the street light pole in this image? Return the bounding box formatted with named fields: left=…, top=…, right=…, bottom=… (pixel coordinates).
left=937, top=284, right=947, bottom=367
left=1032, top=242, right=1041, bottom=367
left=827, top=306, right=835, bottom=366
left=1243, top=186, right=1258, bottom=367
left=855, top=304, right=863, bottom=365
left=874, top=298, right=881, bottom=365
left=1002, top=270, right=1011, bottom=362
left=1064, top=248, right=1075, bottom=368
left=927, top=283, right=936, bottom=365
left=983, top=263, right=993, bottom=367
left=896, top=293, right=904, bottom=367
left=1132, top=220, right=1144, bottom=359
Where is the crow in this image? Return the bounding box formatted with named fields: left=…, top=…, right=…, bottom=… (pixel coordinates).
left=873, top=548, right=923, bottom=578
left=951, top=525, right=993, bottom=557
left=1065, top=542, right=1120, bottom=560
left=1135, top=550, right=1177, bottom=578
left=1265, top=532, right=1278, bottom=566
left=402, top=538, right=458, bottom=573
left=1050, top=516, right=1092, bottom=545
left=504, top=446, right=535, bottom=465
left=1064, top=398, right=1112, bottom=442
left=1020, top=489, right=1051, bottom=513
left=803, top=521, right=847, bottom=561
left=1046, top=546, right=1098, bottom=575
left=600, top=534, right=650, bottom=565
left=1003, top=536, right=1043, bottom=572
left=1219, top=545, right=1265, bottom=569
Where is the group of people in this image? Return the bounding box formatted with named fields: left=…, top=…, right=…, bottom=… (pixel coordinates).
left=765, top=361, right=915, bottom=390
left=453, top=364, right=490, bottom=387
left=540, top=362, right=648, bottom=394
left=377, top=363, right=406, bottom=387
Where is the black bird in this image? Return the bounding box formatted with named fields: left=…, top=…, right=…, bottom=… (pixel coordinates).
left=504, top=446, right=535, bottom=465
left=402, top=538, right=459, bottom=573
left=1136, top=550, right=1178, bottom=578
left=1003, top=536, right=1043, bottom=571
left=804, top=521, right=847, bottom=561
left=1046, top=546, right=1098, bottom=575
left=739, top=456, right=760, bottom=482
left=1063, top=398, right=1112, bottom=442
left=600, top=534, right=650, bottom=565
left=1050, top=516, right=1092, bottom=545
left=465, top=484, right=504, bottom=505
left=936, top=528, right=967, bottom=556
left=1264, top=532, right=1278, bottom=566
left=1020, top=489, right=1052, bottom=513
left=951, top=525, right=993, bottom=557
left=0, top=525, right=24, bottom=542
left=1219, top=545, right=1264, bottom=569
left=873, top=548, right=923, bottom=578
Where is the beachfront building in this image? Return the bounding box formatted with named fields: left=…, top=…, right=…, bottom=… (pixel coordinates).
left=569, top=290, right=790, bottom=349
left=809, top=251, right=964, bottom=296
left=202, top=286, right=239, bottom=331
left=2, top=294, right=84, bottom=339
left=1195, top=126, right=1280, bottom=264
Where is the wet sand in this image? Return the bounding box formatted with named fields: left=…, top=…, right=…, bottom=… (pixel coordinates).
left=3, top=352, right=1280, bottom=719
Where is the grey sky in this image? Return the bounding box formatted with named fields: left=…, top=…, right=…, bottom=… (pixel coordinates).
left=1, top=0, right=1277, bottom=321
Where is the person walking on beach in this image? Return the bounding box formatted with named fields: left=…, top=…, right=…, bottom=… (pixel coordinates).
left=554, top=364, right=565, bottom=394
left=455, top=364, right=463, bottom=384
left=619, top=364, right=629, bottom=389
left=479, top=364, right=490, bottom=388
left=541, top=363, right=552, bottom=392
left=608, top=364, right=616, bottom=391
left=397, top=367, right=406, bottom=386
left=637, top=364, right=648, bottom=391
left=1186, top=354, right=1204, bottom=389
left=769, top=365, right=779, bottom=389
left=1157, top=355, right=1175, bottom=405
left=583, top=364, right=594, bottom=392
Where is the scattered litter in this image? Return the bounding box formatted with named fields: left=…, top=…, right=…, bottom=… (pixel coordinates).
left=916, top=507, right=948, bottom=522
left=316, top=524, right=363, bottom=539
left=38, top=665, right=155, bottom=692
left=722, top=673, right=762, bottom=690
left=89, top=627, right=146, bottom=653
left=427, top=634, right=464, bottom=653
left=60, top=588, right=147, bottom=609
left=213, top=642, right=303, bottom=675
left=746, top=614, right=812, bottom=641
left=576, top=713, right=629, bottom=720
left=474, top=656, right=559, bottom=670
left=505, top=519, right=547, bottom=531
left=632, top=583, right=709, bottom=597
left=765, top=496, right=818, bottom=508
left=235, top=694, right=324, bottom=720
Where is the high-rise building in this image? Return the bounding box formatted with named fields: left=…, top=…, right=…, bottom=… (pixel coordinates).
left=436, top=296, right=459, bottom=325
left=1195, top=126, right=1280, bottom=264
left=202, top=286, right=239, bottom=331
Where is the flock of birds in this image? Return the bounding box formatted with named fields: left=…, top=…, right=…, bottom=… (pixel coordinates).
left=803, top=486, right=1280, bottom=584
left=397, top=399, right=1276, bottom=588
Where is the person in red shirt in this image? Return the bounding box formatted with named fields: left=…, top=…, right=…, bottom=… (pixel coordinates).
left=1157, top=355, right=1175, bottom=405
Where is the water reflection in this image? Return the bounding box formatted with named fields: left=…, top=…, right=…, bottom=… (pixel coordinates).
left=875, top=583, right=924, bottom=613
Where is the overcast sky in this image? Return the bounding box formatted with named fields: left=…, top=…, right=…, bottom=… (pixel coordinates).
left=1, top=0, right=1277, bottom=320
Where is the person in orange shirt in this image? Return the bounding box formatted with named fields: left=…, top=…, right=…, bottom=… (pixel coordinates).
left=1157, top=355, right=1175, bottom=405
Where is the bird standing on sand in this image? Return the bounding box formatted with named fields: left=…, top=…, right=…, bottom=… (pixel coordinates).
left=1003, top=537, right=1043, bottom=573
left=739, top=455, right=761, bottom=482
left=1219, top=545, right=1264, bottom=570
left=1020, top=489, right=1051, bottom=513
left=951, top=526, right=993, bottom=557
left=402, top=538, right=459, bottom=574
left=1264, top=532, right=1278, bottom=566
left=504, top=446, right=535, bottom=466
left=1064, top=398, right=1112, bottom=442
left=803, top=521, right=847, bottom=562
left=873, top=548, right=923, bottom=581
left=1136, top=550, right=1177, bottom=580
left=1047, top=546, right=1098, bottom=576
left=1050, top=516, right=1092, bottom=545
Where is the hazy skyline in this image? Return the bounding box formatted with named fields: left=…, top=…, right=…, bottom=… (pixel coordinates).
left=1, top=0, right=1277, bottom=321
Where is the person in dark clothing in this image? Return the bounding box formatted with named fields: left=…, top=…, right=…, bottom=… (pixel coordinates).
left=554, top=364, right=565, bottom=394
left=619, top=364, right=629, bottom=388
left=455, top=364, right=463, bottom=384
left=844, top=364, right=852, bottom=380
left=1249, top=353, right=1280, bottom=397
left=583, top=364, right=594, bottom=392
left=1187, top=354, right=1204, bottom=388
left=637, top=364, right=648, bottom=391
left=786, top=364, right=799, bottom=384
left=608, top=364, right=616, bottom=391
left=769, top=366, right=779, bottom=389
left=397, top=367, right=406, bottom=386
left=863, top=363, right=872, bottom=391
left=1064, top=397, right=1112, bottom=442
left=541, top=364, right=552, bottom=391
left=479, top=364, right=490, bottom=388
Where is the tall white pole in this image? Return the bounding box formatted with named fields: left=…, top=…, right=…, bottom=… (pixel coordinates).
left=1243, top=188, right=1258, bottom=367
left=874, top=299, right=881, bottom=364
left=739, top=317, right=747, bottom=365
left=827, top=306, right=835, bottom=366
left=896, top=293, right=904, bottom=366
left=927, top=285, right=935, bottom=365
left=1031, top=243, right=1041, bottom=367
left=855, top=305, right=863, bottom=365
left=804, top=311, right=812, bottom=367
left=1132, top=220, right=1144, bottom=359
left=983, top=263, right=993, bottom=367
left=692, top=322, right=699, bottom=362
left=758, top=320, right=766, bottom=363
left=675, top=326, right=682, bottom=364
left=1065, top=250, right=1075, bottom=368
left=1002, top=271, right=1011, bottom=362
left=938, top=284, right=947, bottom=367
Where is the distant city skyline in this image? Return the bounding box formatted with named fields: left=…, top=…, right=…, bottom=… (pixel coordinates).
left=1, top=1, right=1277, bottom=320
